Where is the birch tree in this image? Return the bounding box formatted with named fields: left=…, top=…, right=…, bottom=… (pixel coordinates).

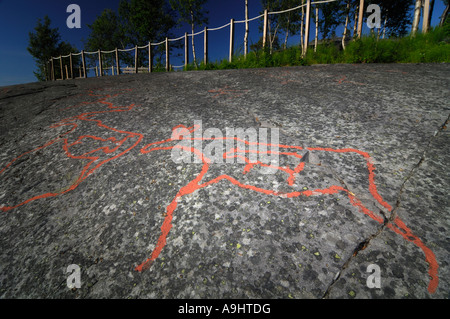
left=318, top=0, right=342, bottom=39
left=28, top=16, right=78, bottom=81
left=118, top=0, right=177, bottom=67
left=85, top=9, right=123, bottom=69
left=278, top=0, right=302, bottom=49
left=244, top=0, right=249, bottom=57
left=300, top=0, right=305, bottom=53
left=376, top=0, right=413, bottom=37
left=260, top=0, right=282, bottom=54
left=342, top=0, right=351, bottom=50
left=170, top=0, right=208, bottom=67
left=440, top=0, right=449, bottom=27
left=428, top=0, right=435, bottom=28
left=412, top=0, right=422, bottom=35
left=314, top=5, right=319, bottom=52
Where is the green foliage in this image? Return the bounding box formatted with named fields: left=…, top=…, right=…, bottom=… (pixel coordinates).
left=341, top=26, right=450, bottom=63
left=183, top=46, right=306, bottom=71
left=305, top=43, right=341, bottom=64
left=169, top=0, right=208, bottom=26
left=84, top=0, right=179, bottom=70
left=27, top=16, right=78, bottom=81
left=84, top=9, right=123, bottom=68
left=119, top=0, right=178, bottom=66
left=180, top=25, right=449, bottom=73
left=119, top=0, right=176, bottom=45
left=372, top=0, right=414, bottom=37
left=169, top=0, right=209, bottom=67
left=85, top=9, right=123, bottom=52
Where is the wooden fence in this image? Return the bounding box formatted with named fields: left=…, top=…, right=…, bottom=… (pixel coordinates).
left=47, top=0, right=360, bottom=81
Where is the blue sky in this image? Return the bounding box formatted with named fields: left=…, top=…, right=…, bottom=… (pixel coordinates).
left=0, top=0, right=446, bottom=87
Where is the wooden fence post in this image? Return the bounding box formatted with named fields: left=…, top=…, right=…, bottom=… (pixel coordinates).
left=81, top=50, right=87, bottom=78
left=262, top=9, right=268, bottom=49
left=65, top=65, right=69, bottom=80
left=357, top=0, right=364, bottom=38
left=48, top=61, right=52, bottom=81
left=229, top=18, right=234, bottom=62
left=148, top=42, right=152, bottom=73
left=45, top=60, right=49, bottom=81
left=303, top=0, right=311, bottom=56
left=45, top=61, right=48, bottom=81
left=204, top=27, right=208, bottom=65
left=115, top=48, right=120, bottom=75
left=51, top=58, right=55, bottom=81
left=184, top=33, right=189, bottom=68
left=69, top=53, right=74, bottom=79
left=135, top=46, right=138, bottom=73
left=59, top=56, right=64, bottom=80
left=422, top=0, right=430, bottom=33
left=98, top=49, right=103, bottom=76
left=165, top=37, right=170, bottom=72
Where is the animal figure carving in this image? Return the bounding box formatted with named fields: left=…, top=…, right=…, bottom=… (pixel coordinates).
left=135, top=124, right=439, bottom=294
left=0, top=90, right=439, bottom=294
left=0, top=89, right=143, bottom=211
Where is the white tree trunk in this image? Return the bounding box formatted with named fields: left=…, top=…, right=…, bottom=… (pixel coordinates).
left=300, top=0, right=305, bottom=52
left=342, top=1, right=350, bottom=50
left=357, top=0, right=364, bottom=38
left=428, top=0, right=435, bottom=27
left=422, top=0, right=430, bottom=33
left=284, top=14, right=290, bottom=49
left=412, top=0, right=422, bottom=36
left=439, top=3, right=449, bottom=26
left=190, top=11, right=197, bottom=68
left=267, top=10, right=280, bottom=55
left=314, top=6, right=319, bottom=52
left=353, top=4, right=358, bottom=38
left=269, top=22, right=280, bottom=55
left=244, top=0, right=249, bottom=57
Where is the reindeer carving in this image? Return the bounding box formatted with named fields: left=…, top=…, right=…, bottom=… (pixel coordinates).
left=0, top=89, right=143, bottom=211
left=135, top=124, right=439, bottom=294
left=0, top=91, right=439, bottom=294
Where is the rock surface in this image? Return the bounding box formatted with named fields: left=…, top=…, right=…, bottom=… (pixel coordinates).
left=0, top=63, right=448, bottom=298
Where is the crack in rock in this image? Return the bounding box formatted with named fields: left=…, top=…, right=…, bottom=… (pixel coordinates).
left=322, top=113, right=449, bottom=298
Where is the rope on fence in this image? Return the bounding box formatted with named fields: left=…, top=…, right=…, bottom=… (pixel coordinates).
left=168, top=35, right=186, bottom=42
left=311, top=0, right=338, bottom=5
left=268, top=3, right=306, bottom=15
left=266, top=0, right=336, bottom=16
left=49, top=0, right=340, bottom=81
left=151, top=39, right=166, bottom=46
left=188, top=29, right=205, bottom=37
left=235, top=13, right=264, bottom=24
left=54, top=0, right=339, bottom=57
left=118, top=47, right=135, bottom=52
left=208, top=22, right=231, bottom=32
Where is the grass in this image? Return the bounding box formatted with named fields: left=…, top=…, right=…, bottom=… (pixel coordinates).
left=179, top=24, right=450, bottom=71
